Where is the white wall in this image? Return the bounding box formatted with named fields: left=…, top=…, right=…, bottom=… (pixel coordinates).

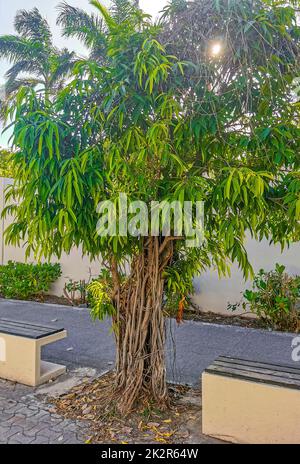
left=0, top=178, right=299, bottom=314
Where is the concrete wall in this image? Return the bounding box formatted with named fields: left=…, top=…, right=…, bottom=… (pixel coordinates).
left=0, top=177, right=299, bottom=314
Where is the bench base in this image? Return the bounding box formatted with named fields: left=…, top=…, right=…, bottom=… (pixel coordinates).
left=202, top=372, right=300, bottom=444
left=0, top=330, right=67, bottom=387
left=39, top=361, right=66, bottom=386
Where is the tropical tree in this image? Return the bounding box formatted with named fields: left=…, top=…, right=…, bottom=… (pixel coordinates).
left=0, top=8, right=77, bottom=98
left=3, top=0, right=300, bottom=415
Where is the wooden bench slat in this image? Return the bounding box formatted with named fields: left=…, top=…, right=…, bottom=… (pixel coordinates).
left=205, top=356, right=300, bottom=390
left=0, top=325, right=61, bottom=339
left=218, top=355, right=300, bottom=375
left=206, top=365, right=300, bottom=389
left=0, top=322, right=45, bottom=336
left=0, top=318, right=64, bottom=340
left=214, top=359, right=300, bottom=381
left=0, top=321, right=50, bottom=334
left=0, top=318, right=62, bottom=332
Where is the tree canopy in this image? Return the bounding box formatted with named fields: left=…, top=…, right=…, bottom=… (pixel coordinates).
left=3, top=0, right=300, bottom=412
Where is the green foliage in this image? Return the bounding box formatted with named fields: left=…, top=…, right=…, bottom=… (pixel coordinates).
left=0, top=148, right=14, bottom=178
left=2, top=0, right=300, bottom=320
left=0, top=261, right=61, bottom=300
left=88, top=269, right=116, bottom=321
left=229, top=264, right=300, bottom=331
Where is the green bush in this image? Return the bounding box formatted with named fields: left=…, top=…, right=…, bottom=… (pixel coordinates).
left=229, top=264, right=300, bottom=332
left=0, top=261, right=61, bottom=300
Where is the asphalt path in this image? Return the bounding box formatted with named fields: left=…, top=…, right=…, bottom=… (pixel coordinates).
left=0, top=299, right=298, bottom=385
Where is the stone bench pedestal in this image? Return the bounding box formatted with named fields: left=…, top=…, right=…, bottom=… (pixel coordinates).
left=202, top=356, right=300, bottom=444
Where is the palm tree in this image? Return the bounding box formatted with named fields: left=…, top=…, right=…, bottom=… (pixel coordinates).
left=57, top=0, right=142, bottom=62
left=0, top=8, right=77, bottom=99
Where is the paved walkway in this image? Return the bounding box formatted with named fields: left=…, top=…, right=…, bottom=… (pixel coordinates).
left=0, top=371, right=92, bottom=444
left=0, top=298, right=299, bottom=444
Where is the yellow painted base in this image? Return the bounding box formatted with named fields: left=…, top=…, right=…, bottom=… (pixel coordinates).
left=202, top=372, right=300, bottom=444
left=0, top=330, right=67, bottom=387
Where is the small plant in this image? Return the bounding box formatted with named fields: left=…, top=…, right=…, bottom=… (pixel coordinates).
left=0, top=261, right=61, bottom=300
left=87, top=269, right=116, bottom=322
left=228, top=264, right=300, bottom=332
left=64, top=279, right=88, bottom=306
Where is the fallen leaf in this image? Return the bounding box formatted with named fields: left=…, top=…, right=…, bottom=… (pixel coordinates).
left=161, top=432, right=174, bottom=438
left=147, top=422, right=160, bottom=428
left=138, top=421, right=143, bottom=430
left=155, top=437, right=167, bottom=443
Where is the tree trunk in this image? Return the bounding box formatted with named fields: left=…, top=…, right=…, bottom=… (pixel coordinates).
left=111, top=237, right=174, bottom=415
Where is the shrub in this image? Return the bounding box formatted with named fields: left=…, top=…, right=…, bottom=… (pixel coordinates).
left=229, top=264, right=300, bottom=332
left=0, top=261, right=61, bottom=300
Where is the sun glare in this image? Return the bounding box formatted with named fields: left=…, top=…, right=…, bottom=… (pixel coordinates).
left=211, top=42, right=222, bottom=56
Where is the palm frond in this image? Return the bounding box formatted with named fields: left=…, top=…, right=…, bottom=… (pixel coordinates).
left=50, top=49, right=79, bottom=84
left=14, top=8, right=52, bottom=47
left=5, top=77, right=43, bottom=96
left=90, top=0, right=117, bottom=30
left=5, top=60, right=37, bottom=80
left=0, top=35, right=38, bottom=62
left=5, top=60, right=46, bottom=97
left=110, top=0, right=140, bottom=24
left=160, top=0, right=187, bottom=21
left=57, top=2, right=105, bottom=48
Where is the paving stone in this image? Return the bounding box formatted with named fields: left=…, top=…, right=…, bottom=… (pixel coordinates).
left=0, top=412, right=15, bottom=424
left=14, top=407, right=40, bottom=417
left=3, top=400, right=18, bottom=410
left=30, top=410, right=49, bottom=421
left=8, top=433, right=35, bottom=444
left=30, top=435, right=50, bottom=444
left=0, top=379, right=88, bottom=445
left=0, top=426, right=24, bottom=441
left=0, top=366, right=90, bottom=445
left=23, top=423, right=49, bottom=438
left=63, top=423, right=81, bottom=433
left=62, top=436, right=82, bottom=444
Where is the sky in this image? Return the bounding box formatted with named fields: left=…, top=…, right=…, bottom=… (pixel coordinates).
left=0, top=0, right=167, bottom=146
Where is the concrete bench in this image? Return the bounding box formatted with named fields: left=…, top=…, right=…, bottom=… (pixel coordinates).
left=0, top=318, right=67, bottom=387
left=202, top=355, right=300, bottom=444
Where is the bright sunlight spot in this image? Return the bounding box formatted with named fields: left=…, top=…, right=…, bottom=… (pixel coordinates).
left=210, top=41, right=222, bottom=56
